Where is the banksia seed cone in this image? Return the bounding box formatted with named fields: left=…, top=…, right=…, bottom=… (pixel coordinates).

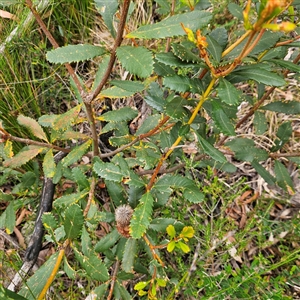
left=115, top=204, right=133, bottom=238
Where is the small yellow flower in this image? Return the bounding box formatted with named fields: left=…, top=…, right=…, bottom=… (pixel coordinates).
left=180, top=23, right=196, bottom=43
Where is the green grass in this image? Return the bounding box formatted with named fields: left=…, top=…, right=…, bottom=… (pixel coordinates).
left=156, top=165, right=300, bottom=299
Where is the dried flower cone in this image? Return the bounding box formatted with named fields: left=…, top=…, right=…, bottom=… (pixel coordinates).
left=115, top=204, right=133, bottom=238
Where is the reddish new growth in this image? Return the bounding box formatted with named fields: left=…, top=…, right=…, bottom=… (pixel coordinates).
left=115, top=204, right=133, bottom=238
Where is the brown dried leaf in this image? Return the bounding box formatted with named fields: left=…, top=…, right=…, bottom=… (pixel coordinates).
left=3, top=145, right=46, bottom=168
left=18, top=115, right=49, bottom=142
left=0, top=9, right=17, bottom=20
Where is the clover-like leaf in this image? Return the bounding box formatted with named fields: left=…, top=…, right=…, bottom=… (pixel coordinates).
left=166, top=224, right=176, bottom=239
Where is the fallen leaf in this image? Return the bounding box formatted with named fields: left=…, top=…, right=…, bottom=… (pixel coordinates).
left=0, top=9, right=17, bottom=20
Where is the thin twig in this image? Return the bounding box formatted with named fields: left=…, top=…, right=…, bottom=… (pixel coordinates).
left=83, top=177, right=96, bottom=217
left=107, top=260, right=120, bottom=300
left=2, top=132, right=70, bottom=153
left=37, top=247, right=66, bottom=300
left=88, top=0, right=131, bottom=102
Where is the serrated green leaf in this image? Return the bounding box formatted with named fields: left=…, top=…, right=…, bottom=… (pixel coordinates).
left=81, top=226, right=92, bottom=256
left=211, top=101, right=236, bottom=136
left=183, top=185, right=204, bottom=203
left=17, top=115, right=48, bottom=142
left=217, top=78, right=241, bottom=106
left=46, top=44, right=106, bottom=64
left=135, top=143, right=161, bottom=170
left=261, top=101, right=300, bottom=114
left=155, top=52, right=196, bottom=67
left=116, top=46, right=153, bottom=78
left=251, top=160, right=276, bottom=185
left=154, top=174, right=194, bottom=189
left=3, top=202, right=15, bottom=234
left=153, top=174, right=204, bottom=204
left=260, top=47, right=286, bottom=61
left=64, top=256, right=76, bottom=280
left=130, top=192, right=154, bottom=239
left=109, top=135, right=133, bottom=147
left=153, top=60, right=176, bottom=76
left=179, top=124, right=190, bottom=136
left=136, top=114, right=161, bottom=135
left=210, top=27, right=228, bottom=49
left=52, top=161, right=63, bottom=184
left=122, top=238, right=137, bottom=273
left=53, top=189, right=89, bottom=207
left=64, top=204, right=84, bottom=240
left=225, top=31, right=281, bottom=60
left=94, top=283, right=109, bottom=298
left=144, top=82, right=165, bottom=111
left=93, top=158, right=124, bottom=182
left=163, top=75, right=194, bottom=93
left=228, top=3, right=243, bottom=20
left=94, top=0, right=118, bottom=37
left=268, top=59, right=300, bottom=72
left=149, top=218, right=182, bottom=232
left=42, top=212, right=58, bottom=230
left=171, top=43, right=202, bottom=63
left=114, top=281, right=132, bottom=300
left=92, top=55, right=110, bottom=91
left=105, top=180, right=127, bottom=206
left=53, top=104, right=82, bottom=131
left=271, top=122, right=292, bottom=152
left=19, top=252, right=59, bottom=299
left=225, top=137, right=255, bottom=151
left=253, top=111, right=268, bottom=135
left=226, top=138, right=268, bottom=162
left=100, top=86, right=137, bottom=98
left=196, top=132, right=227, bottom=163
left=69, top=74, right=85, bottom=104
left=43, top=149, right=56, bottom=178
left=127, top=171, right=145, bottom=188
left=61, top=140, right=92, bottom=167
left=94, top=228, right=120, bottom=252
left=72, top=167, right=90, bottom=190
left=289, top=157, right=300, bottom=165
left=206, top=35, right=222, bottom=63
left=126, top=10, right=211, bottom=39
left=3, top=145, right=46, bottom=168
left=74, top=248, right=109, bottom=281
left=110, top=80, right=145, bottom=92
left=274, top=160, right=294, bottom=193
left=165, top=96, right=190, bottom=119
left=21, top=171, right=36, bottom=188
left=99, top=106, right=138, bottom=122
left=231, top=67, right=286, bottom=86
left=250, top=31, right=282, bottom=56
